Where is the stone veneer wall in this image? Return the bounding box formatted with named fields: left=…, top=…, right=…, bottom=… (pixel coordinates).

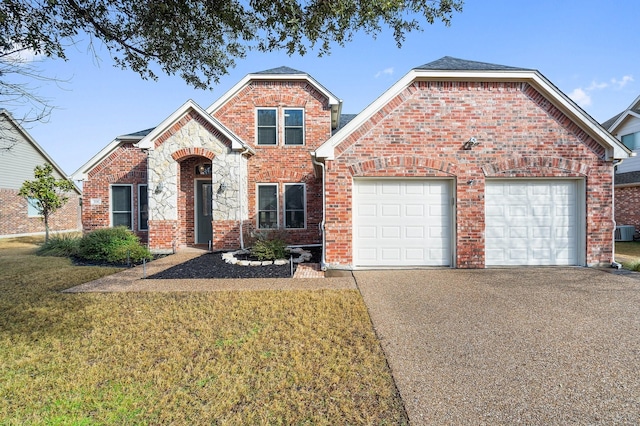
left=147, top=115, right=246, bottom=251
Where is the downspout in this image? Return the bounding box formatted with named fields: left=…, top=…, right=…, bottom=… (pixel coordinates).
left=611, top=159, right=623, bottom=269
left=311, top=153, right=327, bottom=270
left=238, top=148, right=250, bottom=250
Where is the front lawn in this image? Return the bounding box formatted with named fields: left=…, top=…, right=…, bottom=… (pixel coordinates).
left=615, top=241, right=640, bottom=270
left=0, top=238, right=407, bottom=425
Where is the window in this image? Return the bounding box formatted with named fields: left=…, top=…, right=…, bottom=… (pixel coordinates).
left=257, top=183, right=306, bottom=230
left=138, top=185, right=148, bottom=231
left=284, top=109, right=304, bottom=145
left=284, top=184, right=305, bottom=228
left=257, top=109, right=277, bottom=145
left=27, top=197, right=41, bottom=217
left=257, top=184, right=278, bottom=229
left=111, top=185, right=132, bottom=229
left=622, top=132, right=640, bottom=150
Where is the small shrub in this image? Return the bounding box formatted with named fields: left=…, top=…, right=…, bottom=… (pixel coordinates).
left=77, top=227, right=152, bottom=264
left=37, top=234, right=81, bottom=257
left=250, top=232, right=287, bottom=261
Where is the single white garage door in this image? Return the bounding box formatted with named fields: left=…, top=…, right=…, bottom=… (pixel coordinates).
left=353, top=179, right=452, bottom=267
left=485, top=180, right=581, bottom=266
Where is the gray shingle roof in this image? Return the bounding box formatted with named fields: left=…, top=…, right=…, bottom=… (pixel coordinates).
left=414, top=56, right=531, bottom=71
left=122, top=128, right=154, bottom=138
left=254, top=66, right=306, bottom=75
left=602, top=113, right=624, bottom=130
left=333, top=114, right=358, bottom=135
left=615, top=171, right=640, bottom=185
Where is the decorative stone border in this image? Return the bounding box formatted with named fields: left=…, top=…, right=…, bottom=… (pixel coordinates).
left=221, top=247, right=312, bottom=267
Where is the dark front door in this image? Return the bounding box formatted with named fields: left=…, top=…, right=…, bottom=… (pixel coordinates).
left=196, top=180, right=213, bottom=244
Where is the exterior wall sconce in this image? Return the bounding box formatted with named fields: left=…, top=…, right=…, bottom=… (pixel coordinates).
left=155, top=182, right=164, bottom=194
left=463, top=137, right=479, bottom=150
left=217, top=182, right=227, bottom=195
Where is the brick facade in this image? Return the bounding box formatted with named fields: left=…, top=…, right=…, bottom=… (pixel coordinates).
left=324, top=81, right=615, bottom=268
left=614, top=185, right=640, bottom=233
left=81, top=142, right=148, bottom=241
left=0, top=188, right=80, bottom=237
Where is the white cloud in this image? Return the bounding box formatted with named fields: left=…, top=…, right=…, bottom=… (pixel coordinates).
left=611, top=75, right=634, bottom=89
left=569, top=88, right=592, bottom=107
left=374, top=67, right=394, bottom=78
left=587, top=80, right=609, bottom=91
left=2, top=46, right=40, bottom=63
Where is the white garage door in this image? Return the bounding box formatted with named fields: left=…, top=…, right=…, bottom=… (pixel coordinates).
left=485, top=180, right=581, bottom=266
left=353, top=179, right=452, bottom=267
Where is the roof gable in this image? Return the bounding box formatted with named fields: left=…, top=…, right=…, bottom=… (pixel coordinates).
left=604, top=94, right=640, bottom=133
left=315, top=57, right=630, bottom=161
left=1, top=109, right=81, bottom=194
left=206, top=67, right=343, bottom=129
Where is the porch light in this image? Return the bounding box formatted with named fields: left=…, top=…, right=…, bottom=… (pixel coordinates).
left=217, top=182, right=227, bottom=195
left=155, top=182, right=164, bottom=194
left=463, top=137, right=479, bottom=150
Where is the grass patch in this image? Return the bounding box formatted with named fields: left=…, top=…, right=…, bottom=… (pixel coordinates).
left=615, top=241, right=640, bottom=270
left=0, top=238, right=407, bottom=424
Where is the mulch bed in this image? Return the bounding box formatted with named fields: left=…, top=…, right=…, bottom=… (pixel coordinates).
left=148, top=247, right=321, bottom=279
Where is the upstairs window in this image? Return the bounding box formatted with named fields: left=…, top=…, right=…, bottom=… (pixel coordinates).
left=622, top=132, right=640, bottom=150
left=257, top=109, right=277, bottom=145
left=284, top=109, right=304, bottom=145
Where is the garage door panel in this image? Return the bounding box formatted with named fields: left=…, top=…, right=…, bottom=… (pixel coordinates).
left=485, top=180, right=580, bottom=266
left=354, top=179, right=452, bottom=267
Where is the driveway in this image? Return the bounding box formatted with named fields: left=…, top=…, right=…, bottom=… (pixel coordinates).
left=355, top=268, right=640, bottom=425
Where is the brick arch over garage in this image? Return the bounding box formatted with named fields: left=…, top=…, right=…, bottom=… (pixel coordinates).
left=349, top=155, right=457, bottom=176
left=171, top=147, right=216, bottom=161
left=482, top=156, right=590, bottom=177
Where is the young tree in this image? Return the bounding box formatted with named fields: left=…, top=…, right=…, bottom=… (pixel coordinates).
left=18, top=164, right=76, bottom=242
left=0, top=0, right=463, bottom=90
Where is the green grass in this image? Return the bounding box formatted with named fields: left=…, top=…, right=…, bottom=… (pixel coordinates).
left=616, top=241, right=640, bottom=270
left=0, top=238, right=407, bottom=425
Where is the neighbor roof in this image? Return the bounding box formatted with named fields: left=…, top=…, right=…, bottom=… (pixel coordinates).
left=602, top=94, right=640, bottom=132
left=254, top=66, right=306, bottom=75
left=414, top=56, right=532, bottom=71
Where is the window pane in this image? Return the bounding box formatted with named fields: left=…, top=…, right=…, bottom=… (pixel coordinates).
left=284, top=109, right=303, bottom=127
left=284, top=109, right=304, bottom=145
left=27, top=198, right=41, bottom=217
left=257, top=109, right=276, bottom=126
left=622, top=132, right=640, bottom=150
left=258, top=185, right=277, bottom=210
left=138, top=185, right=148, bottom=231
left=285, top=184, right=304, bottom=209
left=285, top=128, right=303, bottom=145
left=113, top=213, right=132, bottom=228
left=258, top=127, right=277, bottom=145
left=112, top=186, right=131, bottom=211
left=285, top=211, right=305, bottom=229
left=258, top=211, right=278, bottom=229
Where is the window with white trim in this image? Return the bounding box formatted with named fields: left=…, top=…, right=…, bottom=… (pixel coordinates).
left=257, top=184, right=278, bottom=229
left=284, top=109, right=304, bottom=145
left=257, top=109, right=277, bottom=145
left=284, top=183, right=305, bottom=228
left=622, top=131, right=640, bottom=150
left=27, top=198, right=41, bottom=217
left=111, top=185, right=133, bottom=229
left=138, top=185, right=148, bottom=231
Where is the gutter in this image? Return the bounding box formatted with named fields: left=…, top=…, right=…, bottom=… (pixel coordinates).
left=612, top=159, right=623, bottom=269
left=238, top=148, right=251, bottom=250
left=310, top=152, right=327, bottom=270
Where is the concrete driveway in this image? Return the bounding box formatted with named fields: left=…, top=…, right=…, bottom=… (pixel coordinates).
left=355, top=268, right=640, bottom=425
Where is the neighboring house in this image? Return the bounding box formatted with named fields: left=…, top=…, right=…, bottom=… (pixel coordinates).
left=72, top=57, right=629, bottom=269
left=602, top=95, right=640, bottom=236
left=0, top=109, right=82, bottom=238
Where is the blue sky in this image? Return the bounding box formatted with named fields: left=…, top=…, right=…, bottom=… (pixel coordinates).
left=9, top=0, right=640, bottom=175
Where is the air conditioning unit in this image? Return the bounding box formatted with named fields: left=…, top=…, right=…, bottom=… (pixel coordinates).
left=615, top=225, right=635, bottom=242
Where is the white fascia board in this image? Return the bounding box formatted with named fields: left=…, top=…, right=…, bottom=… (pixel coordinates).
left=206, top=73, right=342, bottom=114
left=315, top=69, right=630, bottom=160
left=135, top=99, right=254, bottom=154
left=609, top=110, right=640, bottom=135
left=71, top=138, right=127, bottom=182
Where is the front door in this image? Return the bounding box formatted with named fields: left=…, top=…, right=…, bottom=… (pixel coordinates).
left=196, top=180, right=213, bottom=244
